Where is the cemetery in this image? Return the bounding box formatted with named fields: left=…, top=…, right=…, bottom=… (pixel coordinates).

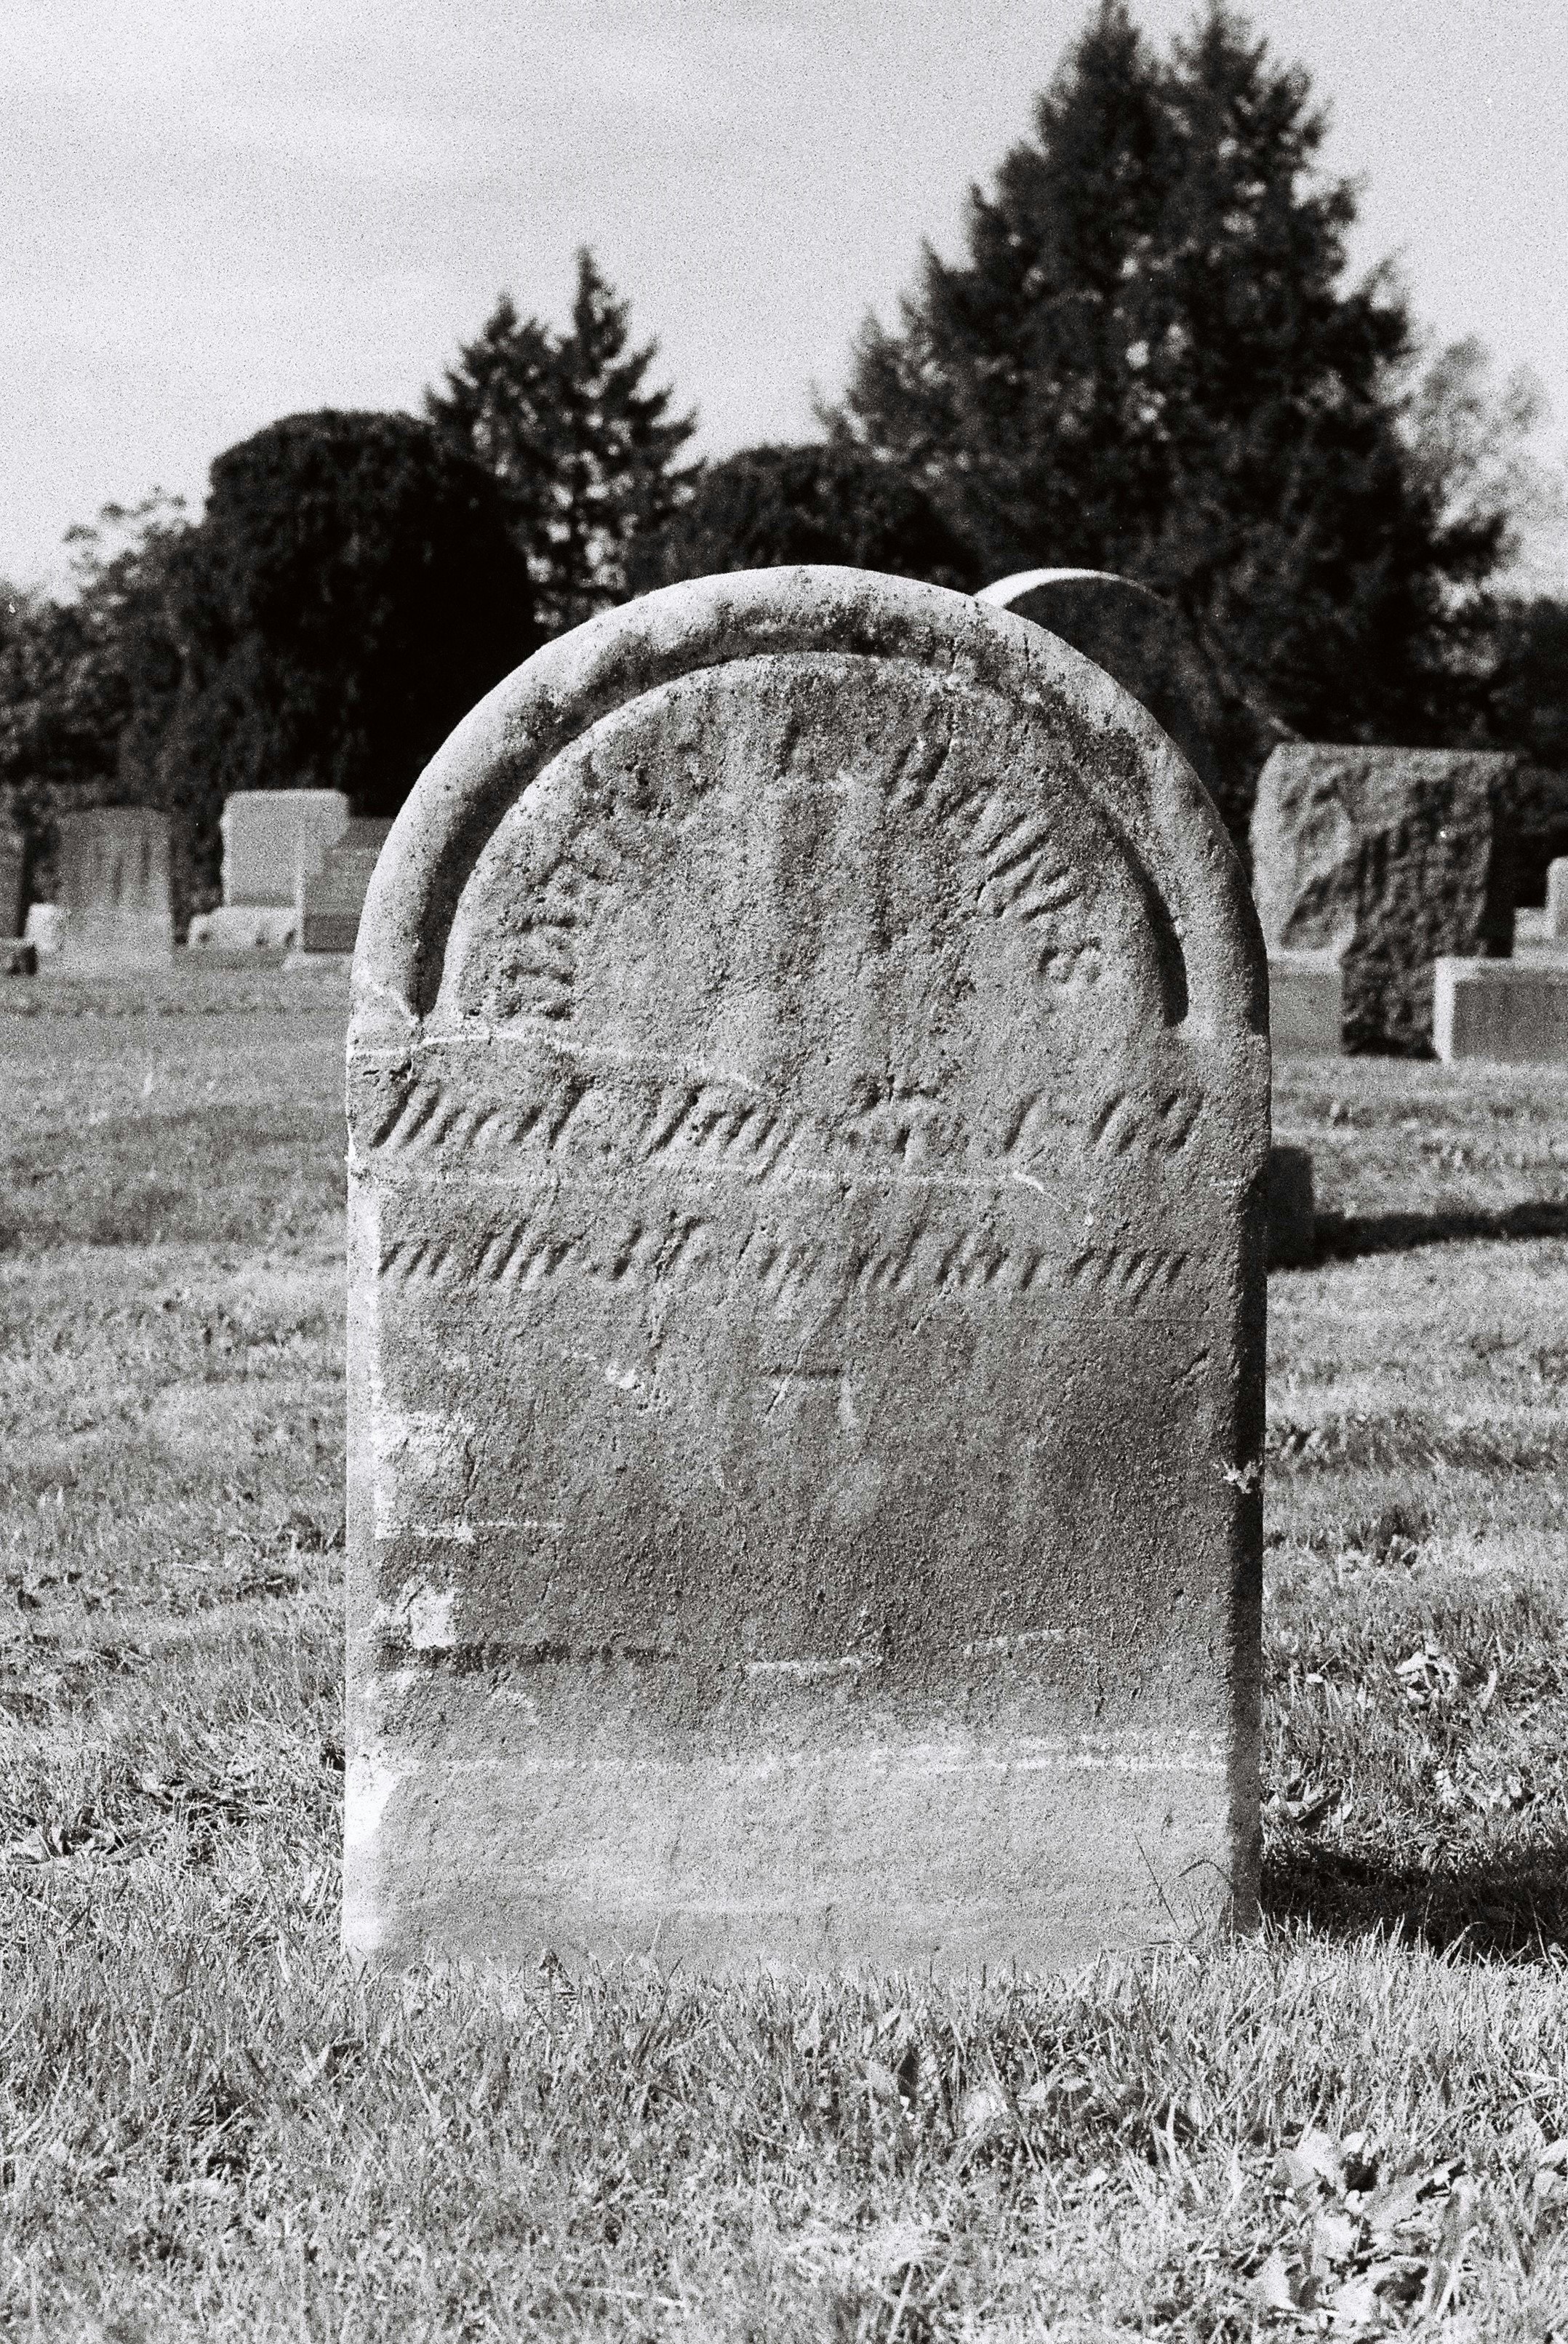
left=4, top=3, right=1568, bottom=2332
left=3, top=563, right=1568, bottom=2335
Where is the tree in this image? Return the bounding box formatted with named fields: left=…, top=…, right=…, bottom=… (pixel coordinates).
left=427, top=250, right=697, bottom=636
left=829, top=2, right=1511, bottom=796
left=628, top=443, right=978, bottom=593
left=0, top=495, right=189, bottom=873
left=136, top=411, right=536, bottom=908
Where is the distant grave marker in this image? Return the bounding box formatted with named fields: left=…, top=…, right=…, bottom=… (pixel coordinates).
left=1250, top=745, right=1517, bottom=1052
left=222, top=789, right=350, bottom=907
left=345, top=567, right=1269, bottom=1975
left=54, top=807, right=172, bottom=973
left=297, top=819, right=394, bottom=956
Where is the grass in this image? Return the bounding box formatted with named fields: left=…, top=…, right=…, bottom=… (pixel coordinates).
left=2, top=972, right=1567, bottom=2337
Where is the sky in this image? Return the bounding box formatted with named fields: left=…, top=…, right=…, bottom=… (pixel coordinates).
left=4, top=0, right=1566, bottom=593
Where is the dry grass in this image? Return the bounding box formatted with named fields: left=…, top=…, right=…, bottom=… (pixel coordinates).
left=2, top=977, right=1567, bottom=2337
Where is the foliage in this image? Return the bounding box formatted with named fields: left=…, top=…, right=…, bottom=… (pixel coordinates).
left=829, top=1, right=1511, bottom=767
left=135, top=412, right=536, bottom=912
left=427, top=249, right=697, bottom=636
left=0, top=497, right=189, bottom=873
left=628, top=441, right=978, bottom=594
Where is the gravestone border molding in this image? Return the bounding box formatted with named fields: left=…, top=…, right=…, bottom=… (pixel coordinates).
left=353, top=567, right=1265, bottom=1041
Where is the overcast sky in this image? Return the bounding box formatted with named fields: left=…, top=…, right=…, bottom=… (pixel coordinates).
left=4, top=0, right=1565, bottom=592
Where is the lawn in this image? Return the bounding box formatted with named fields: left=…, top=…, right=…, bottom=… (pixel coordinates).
left=3, top=968, right=1567, bottom=2340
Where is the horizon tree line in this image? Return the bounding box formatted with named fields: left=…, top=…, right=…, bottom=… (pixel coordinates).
left=2, top=0, right=1564, bottom=919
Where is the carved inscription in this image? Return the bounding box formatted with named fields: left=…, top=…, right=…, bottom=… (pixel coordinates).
left=364, top=1064, right=1207, bottom=1183
left=379, top=1197, right=1190, bottom=1316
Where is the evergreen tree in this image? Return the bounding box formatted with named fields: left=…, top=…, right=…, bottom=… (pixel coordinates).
left=428, top=250, right=696, bottom=636
left=628, top=444, right=977, bottom=594
left=134, top=412, right=536, bottom=911
left=831, top=2, right=1508, bottom=778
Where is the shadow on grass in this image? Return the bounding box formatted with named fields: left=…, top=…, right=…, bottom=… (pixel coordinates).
left=1314, top=1199, right=1568, bottom=1261
left=1263, top=1841, right=1568, bottom=1961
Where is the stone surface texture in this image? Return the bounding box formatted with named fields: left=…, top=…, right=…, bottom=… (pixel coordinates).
left=0, top=827, right=24, bottom=940
left=1433, top=956, right=1568, bottom=1065
left=1268, top=950, right=1344, bottom=1054
left=977, top=569, right=1288, bottom=847
left=220, top=789, right=349, bottom=909
left=53, top=808, right=172, bottom=972
left=300, top=820, right=394, bottom=955
left=345, top=567, right=1269, bottom=1977
left=1250, top=745, right=1518, bottom=1052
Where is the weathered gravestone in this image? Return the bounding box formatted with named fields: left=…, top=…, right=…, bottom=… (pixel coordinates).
left=223, top=788, right=350, bottom=906
left=977, top=568, right=1288, bottom=848
left=191, top=788, right=352, bottom=954
left=54, top=807, right=173, bottom=972
left=1250, top=745, right=1518, bottom=1051
left=297, top=819, right=394, bottom=956
left=345, top=567, right=1269, bottom=1975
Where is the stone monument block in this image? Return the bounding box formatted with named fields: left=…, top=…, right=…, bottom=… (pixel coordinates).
left=345, top=567, right=1269, bottom=1975
left=1268, top=949, right=1343, bottom=1053
left=977, top=568, right=1288, bottom=846
left=54, top=807, right=173, bottom=973
left=220, top=788, right=350, bottom=909
left=1433, top=956, right=1568, bottom=1065
left=0, top=827, right=25, bottom=940
left=298, top=820, right=394, bottom=956
left=1250, top=745, right=1518, bottom=1051
left=1548, top=858, right=1568, bottom=944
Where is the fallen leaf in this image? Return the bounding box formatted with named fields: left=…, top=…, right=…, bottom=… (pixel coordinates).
left=1253, top=2247, right=1300, bottom=2311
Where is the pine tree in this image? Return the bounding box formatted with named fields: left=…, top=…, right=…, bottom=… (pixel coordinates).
left=831, top=2, right=1508, bottom=775
left=628, top=444, right=977, bottom=594
left=427, top=251, right=697, bottom=636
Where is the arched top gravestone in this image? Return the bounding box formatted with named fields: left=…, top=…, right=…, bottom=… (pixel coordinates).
left=346, top=567, right=1268, bottom=1975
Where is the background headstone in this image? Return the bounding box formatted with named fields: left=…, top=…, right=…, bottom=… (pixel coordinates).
left=23, top=903, right=64, bottom=959
left=53, top=808, right=173, bottom=974
left=1250, top=744, right=1519, bottom=1052
left=1433, top=956, right=1568, bottom=1065
left=0, top=826, right=25, bottom=941
left=297, top=819, right=394, bottom=956
left=1548, top=857, right=1568, bottom=945
left=220, top=789, right=350, bottom=908
left=1268, top=949, right=1344, bottom=1054
left=977, top=567, right=1289, bottom=847
left=345, top=566, right=1269, bottom=1977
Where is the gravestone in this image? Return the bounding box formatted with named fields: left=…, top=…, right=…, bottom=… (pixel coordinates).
left=1250, top=744, right=1518, bottom=1051
left=1268, top=949, right=1343, bottom=1054
left=54, top=807, right=173, bottom=972
left=977, top=568, right=1288, bottom=847
left=222, top=788, right=350, bottom=907
left=0, top=826, right=24, bottom=940
left=1433, top=957, right=1568, bottom=1065
left=345, top=567, right=1269, bottom=1975
left=297, top=820, right=394, bottom=956
left=1548, top=858, right=1568, bottom=944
